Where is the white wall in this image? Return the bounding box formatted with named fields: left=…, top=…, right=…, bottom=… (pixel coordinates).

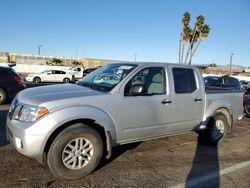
left=12, top=64, right=73, bottom=73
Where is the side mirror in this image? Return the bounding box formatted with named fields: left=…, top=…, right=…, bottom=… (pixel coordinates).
left=128, top=84, right=144, bottom=96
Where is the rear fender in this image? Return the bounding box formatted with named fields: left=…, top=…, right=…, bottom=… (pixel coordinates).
left=203, top=99, right=233, bottom=130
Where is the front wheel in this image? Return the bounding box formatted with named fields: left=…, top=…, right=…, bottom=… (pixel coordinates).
left=33, top=77, right=41, bottom=83
left=199, top=113, right=229, bottom=146
left=47, top=124, right=103, bottom=180
left=63, top=78, right=70, bottom=83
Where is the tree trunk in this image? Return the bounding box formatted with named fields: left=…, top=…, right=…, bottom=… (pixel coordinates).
left=181, top=43, right=185, bottom=64
left=190, top=40, right=201, bottom=59
left=184, top=45, right=190, bottom=64
left=188, top=46, right=193, bottom=65
left=185, top=28, right=197, bottom=64
left=179, top=33, right=182, bottom=63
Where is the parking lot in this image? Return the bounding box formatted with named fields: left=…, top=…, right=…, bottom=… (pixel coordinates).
left=1, top=96, right=250, bottom=187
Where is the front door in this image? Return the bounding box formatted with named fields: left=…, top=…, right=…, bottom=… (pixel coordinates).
left=118, top=67, right=173, bottom=143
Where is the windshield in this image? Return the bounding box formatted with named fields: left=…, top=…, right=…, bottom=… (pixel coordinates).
left=77, top=63, right=137, bottom=92
left=41, top=70, right=49, bottom=74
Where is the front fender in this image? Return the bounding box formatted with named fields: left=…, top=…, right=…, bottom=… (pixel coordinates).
left=50, top=105, right=117, bottom=140
left=25, top=105, right=117, bottom=158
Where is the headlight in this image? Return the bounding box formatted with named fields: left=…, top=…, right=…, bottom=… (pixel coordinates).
left=13, top=104, right=49, bottom=122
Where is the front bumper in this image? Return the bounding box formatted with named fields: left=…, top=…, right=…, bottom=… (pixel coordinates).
left=6, top=117, right=48, bottom=163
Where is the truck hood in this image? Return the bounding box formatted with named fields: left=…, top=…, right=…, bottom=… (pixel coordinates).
left=17, top=83, right=106, bottom=106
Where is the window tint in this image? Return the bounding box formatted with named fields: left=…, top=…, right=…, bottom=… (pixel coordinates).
left=173, top=68, right=196, bottom=93
left=55, top=70, right=66, bottom=74
left=229, top=77, right=240, bottom=88
left=125, top=67, right=166, bottom=96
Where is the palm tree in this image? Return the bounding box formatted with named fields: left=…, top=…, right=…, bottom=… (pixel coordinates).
left=184, top=15, right=205, bottom=64
left=189, top=24, right=210, bottom=63
left=178, top=12, right=210, bottom=65
left=179, top=12, right=190, bottom=64
left=181, top=26, right=191, bottom=64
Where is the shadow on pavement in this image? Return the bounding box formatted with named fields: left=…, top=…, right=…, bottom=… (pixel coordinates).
left=185, top=135, right=220, bottom=188
left=0, top=108, right=9, bottom=147
left=96, top=142, right=141, bottom=171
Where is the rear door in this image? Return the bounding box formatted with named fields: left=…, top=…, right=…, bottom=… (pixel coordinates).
left=170, top=66, right=205, bottom=132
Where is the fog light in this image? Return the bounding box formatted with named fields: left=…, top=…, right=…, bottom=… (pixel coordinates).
left=15, top=137, right=23, bottom=149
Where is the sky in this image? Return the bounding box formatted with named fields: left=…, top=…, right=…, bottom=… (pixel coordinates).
left=0, top=0, right=249, bottom=67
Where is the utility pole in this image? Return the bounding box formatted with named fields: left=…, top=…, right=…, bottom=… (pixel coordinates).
left=229, top=53, right=234, bottom=75
left=134, top=53, right=137, bottom=62
left=38, top=45, right=42, bottom=55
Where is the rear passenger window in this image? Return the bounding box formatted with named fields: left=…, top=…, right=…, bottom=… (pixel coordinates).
left=173, top=68, right=197, bottom=93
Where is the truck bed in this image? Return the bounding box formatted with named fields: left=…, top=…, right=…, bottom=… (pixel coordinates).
left=205, top=86, right=243, bottom=122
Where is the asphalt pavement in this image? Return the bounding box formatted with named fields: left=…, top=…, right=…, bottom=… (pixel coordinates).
left=1, top=101, right=250, bottom=187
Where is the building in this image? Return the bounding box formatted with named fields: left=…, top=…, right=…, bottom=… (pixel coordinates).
left=0, top=52, right=127, bottom=68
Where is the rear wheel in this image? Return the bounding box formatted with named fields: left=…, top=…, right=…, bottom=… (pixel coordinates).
left=199, top=113, right=229, bottom=146
left=0, top=88, right=7, bottom=105
left=33, top=77, right=41, bottom=83
left=63, top=78, right=70, bottom=83
left=47, top=123, right=103, bottom=180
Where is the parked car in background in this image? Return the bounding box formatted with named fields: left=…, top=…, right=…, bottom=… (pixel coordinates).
left=244, top=88, right=250, bottom=117
left=0, top=66, right=25, bottom=104
left=204, top=75, right=240, bottom=90
left=240, top=80, right=250, bottom=92
left=82, top=67, right=100, bottom=77
left=25, top=70, right=74, bottom=83
left=65, top=67, right=85, bottom=80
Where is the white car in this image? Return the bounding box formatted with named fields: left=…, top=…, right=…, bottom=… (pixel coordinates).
left=26, top=70, right=73, bottom=83
left=65, top=67, right=85, bottom=80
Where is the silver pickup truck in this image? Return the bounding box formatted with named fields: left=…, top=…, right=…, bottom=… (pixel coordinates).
left=6, top=63, right=244, bottom=179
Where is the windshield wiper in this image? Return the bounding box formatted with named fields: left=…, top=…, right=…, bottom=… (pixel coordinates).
left=77, top=82, right=107, bottom=92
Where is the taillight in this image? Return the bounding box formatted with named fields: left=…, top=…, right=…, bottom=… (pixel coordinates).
left=13, top=75, right=23, bottom=86
left=243, top=94, right=247, bottom=107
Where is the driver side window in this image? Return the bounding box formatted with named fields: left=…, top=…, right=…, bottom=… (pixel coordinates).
left=125, top=67, right=166, bottom=96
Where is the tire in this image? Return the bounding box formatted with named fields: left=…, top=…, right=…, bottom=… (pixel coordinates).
left=0, top=88, right=7, bottom=105
left=47, top=123, right=103, bottom=180
left=63, top=78, right=70, bottom=83
left=244, top=108, right=250, bottom=118
left=33, top=77, right=41, bottom=83
left=199, top=113, right=229, bottom=146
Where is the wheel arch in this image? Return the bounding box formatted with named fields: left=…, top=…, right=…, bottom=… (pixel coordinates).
left=43, top=118, right=115, bottom=163
left=0, top=85, right=9, bottom=103
left=0, top=85, right=9, bottom=96
left=208, top=107, right=232, bottom=132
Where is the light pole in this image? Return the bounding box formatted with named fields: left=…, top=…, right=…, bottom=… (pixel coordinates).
left=229, top=53, right=234, bottom=75
left=38, top=45, right=42, bottom=55
left=134, top=53, right=137, bottom=62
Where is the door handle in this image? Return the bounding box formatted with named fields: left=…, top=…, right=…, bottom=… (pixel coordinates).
left=161, top=99, right=172, bottom=104
left=194, top=97, right=202, bottom=102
